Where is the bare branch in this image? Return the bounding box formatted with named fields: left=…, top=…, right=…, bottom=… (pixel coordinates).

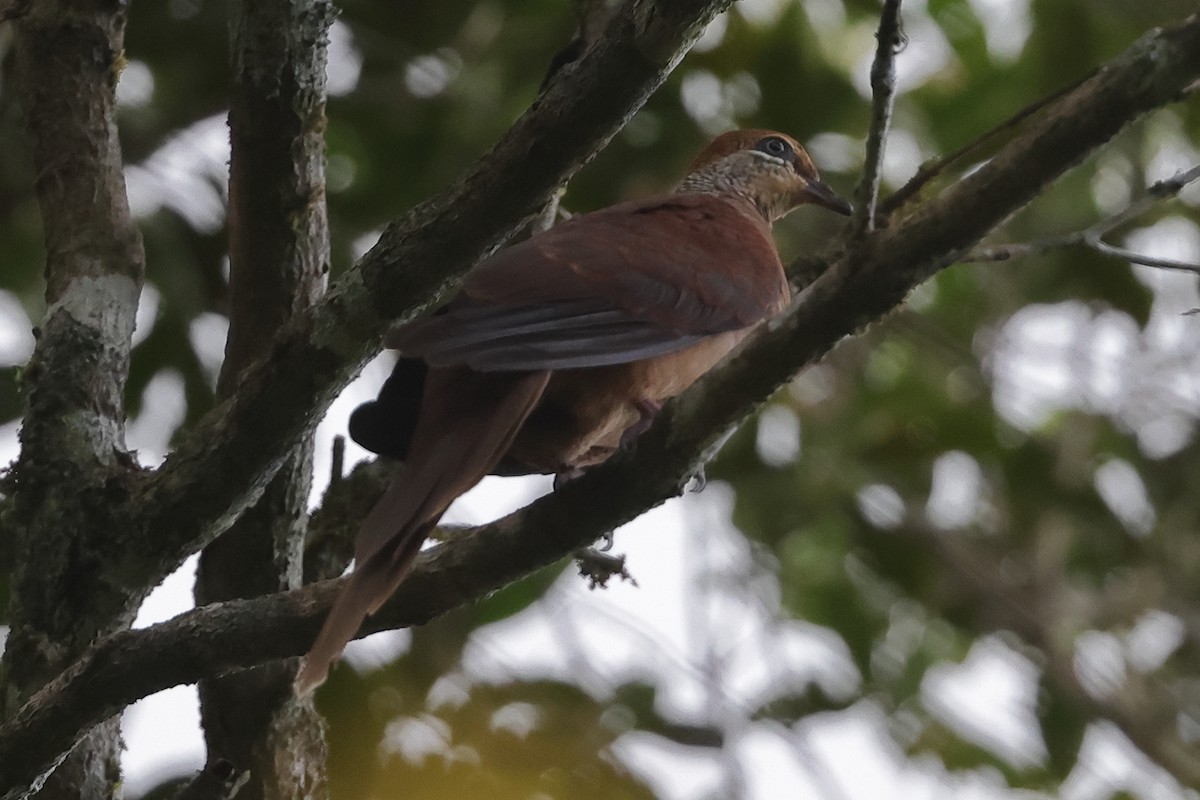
left=1083, top=229, right=1200, bottom=274
left=964, top=163, right=1200, bottom=272
left=1083, top=162, right=1200, bottom=273
left=302, top=459, right=389, bottom=585
left=961, top=234, right=1077, bottom=263
left=170, top=761, right=248, bottom=800
left=851, top=0, right=903, bottom=235
left=3, top=0, right=146, bottom=794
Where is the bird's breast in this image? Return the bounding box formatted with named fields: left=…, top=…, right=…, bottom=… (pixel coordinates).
left=505, top=330, right=750, bottom=473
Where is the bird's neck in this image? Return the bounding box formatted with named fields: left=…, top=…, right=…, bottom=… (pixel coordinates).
left=676, top=164, right=782, bottom=225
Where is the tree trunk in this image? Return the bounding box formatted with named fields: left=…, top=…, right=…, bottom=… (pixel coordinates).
left=1, top=2, right=146, bottom=799
left=193, top=2, right=334, bottom=798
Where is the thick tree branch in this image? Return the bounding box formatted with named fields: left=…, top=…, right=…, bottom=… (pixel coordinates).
left=6, top=2, right=147, bottom=664
left=118, top=0, right=737, bottom=622
left=3, top=14, right=1198, bottom=796
left=3, top=1, right=146, bottom=797
left=193, top=1, right=333, bottom=796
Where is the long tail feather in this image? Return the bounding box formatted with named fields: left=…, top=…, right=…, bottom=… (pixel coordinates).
left=296, top=367, right=549, bottom=694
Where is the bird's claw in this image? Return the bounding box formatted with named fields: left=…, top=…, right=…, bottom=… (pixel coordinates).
left=619, top=398, right=663, bottom=450
left=685, top=465, right=707, bottom=493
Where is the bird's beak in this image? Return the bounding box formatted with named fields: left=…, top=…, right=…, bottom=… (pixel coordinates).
left=802, top=180, right=853, bottom=216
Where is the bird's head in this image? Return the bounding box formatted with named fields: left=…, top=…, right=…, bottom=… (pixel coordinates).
left=679, top=129, right=852, bottom=222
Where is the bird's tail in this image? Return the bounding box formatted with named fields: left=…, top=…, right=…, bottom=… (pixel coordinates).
left=295, top=367, right=550, bottom=694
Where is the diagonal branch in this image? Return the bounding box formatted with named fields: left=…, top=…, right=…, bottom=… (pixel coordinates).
left=2, top=13, right=1198, bottom=797
left=118, top=0, right=738, bottom=612
left=964, top=163, right=1200, bottom=272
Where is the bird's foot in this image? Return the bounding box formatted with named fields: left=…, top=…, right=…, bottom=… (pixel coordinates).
left=685, top=465, right=707, bottom=493
left=619, top=398, right=663, bottom=449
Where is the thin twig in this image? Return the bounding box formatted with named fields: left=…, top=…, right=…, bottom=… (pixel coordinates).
left=965, top=234, right=1078, bottom=263
left=329, top=434, right=345, bottom=487
left=1093, top=162, right=1200, bottom=232
left=1084, top=231, right=1200, bottom=274
left=963, top=163, right=1200, bottom=272
left=170, top=761, right=247, bottom=800
left=1084, top=162, right=1200, bottom=273
left=851, top=0, right=903, bottom=236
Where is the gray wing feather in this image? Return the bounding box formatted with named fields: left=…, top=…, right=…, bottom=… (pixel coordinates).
left=393, top=298, right=711, bottom=372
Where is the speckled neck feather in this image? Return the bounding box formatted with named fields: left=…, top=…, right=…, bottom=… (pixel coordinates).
left=677, top=151, right=793, bottom=223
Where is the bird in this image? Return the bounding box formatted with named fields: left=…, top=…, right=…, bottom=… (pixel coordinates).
left=296, top=129, right=851, bottom=693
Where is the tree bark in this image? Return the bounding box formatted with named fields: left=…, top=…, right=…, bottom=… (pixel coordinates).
left=1, top=2, right=146, bottom=799
left=193, top=1, right=333, bottom=798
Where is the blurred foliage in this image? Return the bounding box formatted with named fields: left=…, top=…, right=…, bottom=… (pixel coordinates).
left=2, top=0, right=1200, bottom=798
left=318, top=614, right=656, bottom=800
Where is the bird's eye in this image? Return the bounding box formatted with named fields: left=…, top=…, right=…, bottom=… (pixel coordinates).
left=757, top=136, right=793, bottom=159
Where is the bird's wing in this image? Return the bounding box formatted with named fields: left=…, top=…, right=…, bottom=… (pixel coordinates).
left=348, top=356, right=542, bottom=475
left=390, top=194, right=789, bottom=372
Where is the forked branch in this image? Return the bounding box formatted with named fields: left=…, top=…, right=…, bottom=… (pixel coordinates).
left=965, top=163, right=1200, bottom=273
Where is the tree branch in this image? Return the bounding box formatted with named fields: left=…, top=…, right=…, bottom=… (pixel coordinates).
left=169, top=761, right=248, bottom=800
left=3, top=13, right=1198, bottom=796
left=117, top=0, right=738, bottom=624
left=3, top=0, right=146, bottom=796
left=5, top=1, right=147, bottom=659
left=851, top=0, right=903, bottom=236
left=193, top=0, right=334, bottom=794
left=964, top=163, right=1200, bottom=272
